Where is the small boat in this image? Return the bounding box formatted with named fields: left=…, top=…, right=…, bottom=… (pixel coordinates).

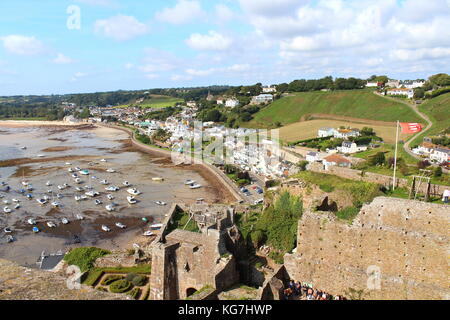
left=100, top=159, right=107, bottom=162
left=6, top=235, right=14, bottom=243
left=127, top=188, right=140, bottom=196
left=26, top=194, right=33, bottom=199
left=127, top=196, right=137, bottom=204
left=95, top=199, right=103, bottom=205
left=18, top=189, right=26, bottom=194
left=3, top=207, right=12, bottom=213
left=74, top=167, right=81, bottom=171
left=32, top=226, right=40, bottom=233
left=0, top=182, right=6, bottom=186
left=142, top=217, right=148, bottom=222
left=51, top=201, right=60, bottom=208
left=68, top=168, right=74, bottom=172
left=47, top=221, right=57, bottom=228
left=106, top=168, right=116, bottom=173
left=57, top=185, right=66, bottom=190
left=71, top=173, right=78, bottom=178
left=122, top=181, right=130, bottom=187
left=76, top=187, right=84, bottom=192
left=189, top=184, right=202, bottom=189
left=76, top=214, right=84, bottom=220
left=46, top=181, right=52, bottom=186
left=107, top=194, right=114, bottom=200
left=43, top=195, right=50, bottom=201
left=22, top=181, right=29, bottom=186
left=143, top=231, right=154, bottom=237
left=61, top=218, right=69, bottom=225
left=85, top=190, right=100, bottom=197
left=21, top=146, right=27, bottom=150
left=92, top=176, right=97, bottom=180
left=115, top=222, right=126, bottom=229
left=84, top=185, right=93, bottom=190
left=185, top=179, right=196, bottom=185
left=80, top=170, right=90, bottom=176
left=27, top=218, right=36, bottom=225
left=100, top=180, right=109, bottom=185
left=74, top=178, right=82, bottom=184
left=152, top=177, right=164, bottom=182
left=36, top=199, right=47, bottom=205
left=105, top=204, right=115, bottom=212
left=150, top=223, right=163, bottom=230
left=155, top=201, right=167, bottom=206
left=14, top=204, right=20, bottom=209
left=4, top=227, right=12, bottom=233
left=65, top=162, right=72, bottom=166
left=37, top=154, right=44, bottom=158
left=101, top=225, right=111, bottom=232
left=74, top=195, right=83, bottom=201
left=12, top=199, right=20, bottom=203
left=56, top=194, right=63, bottom=199
left=26, top=185, right=33, bottom=191
left=63, top=183, right=69, bottom=188
left=105, top=186, right=119, bottom=192
left=47, top=189, right=53, bottom=194
left=3, top=199, right=10, bottom=204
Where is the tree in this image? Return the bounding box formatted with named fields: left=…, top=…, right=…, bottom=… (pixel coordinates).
left=370, top=152, right=386, bottom=166
left=276, top=83, right=289, bottom=93
left=433, top=166, right=443, bottom=178
left=417, top=160, right=431, bottom=169
left=414, top=88, right=425, bottom=99
left=296, top=160, right=309, bottom=171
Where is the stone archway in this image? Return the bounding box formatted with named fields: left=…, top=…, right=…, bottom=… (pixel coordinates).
left=186, top=287, right=198, bottom=297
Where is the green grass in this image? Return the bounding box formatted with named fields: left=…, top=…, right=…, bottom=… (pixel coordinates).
left=410, top=93, right=450, bottom=147
left=64, top=247, right=111, bottom=272
left=82, top=264, right=151, bottom=286
left=139, top=96, right=183, bottom=109
left=167, top=209, right=200, bottom=233
left=248, top=90, right=422, bottom=128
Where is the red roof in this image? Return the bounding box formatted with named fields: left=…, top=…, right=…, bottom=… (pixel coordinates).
left=324, top=154, right=351, bottom=164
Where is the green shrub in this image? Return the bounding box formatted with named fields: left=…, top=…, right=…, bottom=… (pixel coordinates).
left=109, top=280, right=133, bottom=293
left=335, top=206, right=360, bottom=222
left=101, top=275, right=124, bottom=286
left=64, top=247, right=111, bottom=272
left=319, top=183, right=335, bottom=193
left=126, top=273, right=147, bottom=286
left=127, top=287, right=141, bottom=300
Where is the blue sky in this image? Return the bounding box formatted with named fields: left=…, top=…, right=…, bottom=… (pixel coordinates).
left=0, top=0, right=449, bottom=95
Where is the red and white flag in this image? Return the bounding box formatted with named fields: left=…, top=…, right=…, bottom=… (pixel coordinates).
left=399, top=123, right=423, bottom=134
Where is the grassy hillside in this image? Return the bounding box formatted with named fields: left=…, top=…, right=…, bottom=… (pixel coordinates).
left=248, top=90, right=422, bottom=128
left=115, top=95, right=183, bottom=109
left=410, top=93, right=450, bottom=146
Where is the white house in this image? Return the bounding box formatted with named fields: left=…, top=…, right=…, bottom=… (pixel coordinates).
left=430, top=147, right=450, bottom=164
left=366, top=82, right=379, bottom=88
left=186, top=101, right=197, bottom=108
left=262, top=86, right=277, bottom=93
left=318, top=127, right=335, bottom=138
left=225, top=99, right=240, bottom=108
left=323, top=154, right=352, bottom=170
left=403, top=80, right=426, bottom=89
left=334, top=129, right=360, bottom=139
left=386, top=79, right=400, bottom=88
left=306, top=152, right=321, bottom=163
left=385, top=88, right=414, bottom=99
left=337, top=141, right=368, bottom=154
left=251, top=94, right=273, bottom=104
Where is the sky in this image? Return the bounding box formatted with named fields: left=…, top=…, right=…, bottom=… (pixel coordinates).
left=0, top=0, right=449, bottom=95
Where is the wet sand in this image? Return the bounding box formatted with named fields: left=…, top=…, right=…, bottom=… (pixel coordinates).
left=0, top=123, right=230, bottom=266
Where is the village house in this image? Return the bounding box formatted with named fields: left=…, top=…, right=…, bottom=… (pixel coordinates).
left=262, top=85, right=277, bottom=93
left=365, top=82, right=381, bottom=88
left=386, top=79, right=400, bottom=88
left=429, top=147, right=450, bottom=164
left=318, top=127, right=335, bottom=138
left=402, top=80, right=426, bottom=89
left=384, top=88, right=414, bottom=99
left=323, top=154, right=352, bottom=170
left=186, top=101, right=197, bottom=108
left=306, top=151, right=321, bottom=163
left=337, top=141, right=368, bottom=154
left=225, top=98, right=240, bottom=108
left=251, top=94, right=273, bottom=104
left=334, top=128, right=360, bottom=139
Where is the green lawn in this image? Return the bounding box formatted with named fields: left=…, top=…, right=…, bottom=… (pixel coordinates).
left=410, top=93, right=450, bottom=147
left=139, top=96, right=183, bottom=109
left=248, top=90, right=422, bottom=128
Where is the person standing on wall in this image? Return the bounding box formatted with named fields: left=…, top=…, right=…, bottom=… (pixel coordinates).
left=443, top=189, right=450, bottom=204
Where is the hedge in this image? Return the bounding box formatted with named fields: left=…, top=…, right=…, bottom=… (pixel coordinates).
left=109, top=280, right=133, bottom=294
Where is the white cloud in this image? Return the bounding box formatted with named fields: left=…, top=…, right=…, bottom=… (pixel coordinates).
left=1, top=35, right=45, bottom=55
left=71, top=72, right=88, bottom=82
left=94, top=15, right=149, bottom=41
left=75, top=0, right=118, bottom=7
left=186, top=31, right=233, bottom=51
left=156, top=0, right=205, bottom=25
left=53, top=53, right=75, bottom=64
left=215, top=4, right=235, bottom=23
left=171, top=74, right=193, bottom=81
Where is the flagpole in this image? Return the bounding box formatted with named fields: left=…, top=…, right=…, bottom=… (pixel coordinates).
left=393, top=120, right=400, bottom=191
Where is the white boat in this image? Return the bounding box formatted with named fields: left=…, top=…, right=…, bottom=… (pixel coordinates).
left=21, top=181, right=29, bottom=186
left=26, top=185, right=33, bottom=191
left=68, top=168, right=74, bottom=172
left=76, top=214, right=84, bottom=220
left=3, top=227, right=12, bottom=233
left=106, top=168, right=116, bottom=173
left=80, top=170, right=90, bottom=175
left=6, top=235, right=14, bottom=243
left=3, top=207, right=12, bottom=213
left=100, top=159, right=107, bottom=162
left=150, top=223, right=163, bottom=230
left=84, top=185, right=93, bottom=190
left=3, top=199, right=10, bottom=204
left=85, top=190, right=100, bottom=197
left=143, top=231, right=154, bottom=236
left=105, top=204, right=115, bottom=212
left=74, top=167, right=81, bottom=171
left=75, top=178, right=82, bottom=184
left=127, top=196, right=137, bottom=204
left=47, top=189, right=53, bottom=194
left=56, top=194, right=63, bottom=199
left=127, top=188, right=140, bottom=196
left=185, top=179, right=196, bottom=185
left=100, top=180, right=109, bottom=185
left=152, top=177, right=164, bottom=182
left=43, top=195, right=50, bottom=201
left=71, top=173, right=78, bottom=178
left=51, top=201, right=60, bottom=208
left=46, top=181, right=52, bottom=186
left=76, top=187, right=84, bottom=192
left=115, top=222, right=126, bottom=229
left=189, top=184, right=202, bottom=189
left=95, top=199, right=103, bottom=205
left=75, top=195, right=87, bottom=201
left=36, top=198, right=47, bottom=205
left=37, top=154, right=44, bottom=158
left=27, top=218, right=36, bottom=225
left=65, top=162, right=72, bottom=166
left=57, top=185, right=66, bottom=190
left=61, top=218, right=69, bottom=225
left=14, top=204, right=20, bottom=209
left=101, top=225, right=111, bottom=232
left=107, top=194, right=114, bottom=200
left=105, top=186, right=119, bottom=192
left=21, top=146, right=27, bottom=150
left=122, top=181, right=130, bottom=187
left=155, top=201, right=167, bottom=206
left=47, top=221, right=57, bottom=228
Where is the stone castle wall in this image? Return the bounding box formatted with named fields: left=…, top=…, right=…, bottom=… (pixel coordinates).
left=284, top=197, right=450, bottom=300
